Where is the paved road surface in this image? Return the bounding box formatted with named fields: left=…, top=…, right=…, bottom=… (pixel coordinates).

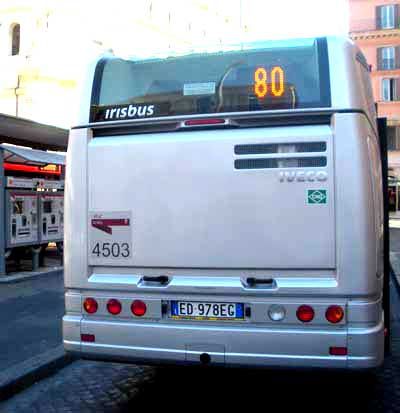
left=2, top=280, right=399, bottom=412
left=0, top=271, right=64, bottom=371
left=2, top=230, right=400, bottom=412
left=125, top=278, right=400, bottom=413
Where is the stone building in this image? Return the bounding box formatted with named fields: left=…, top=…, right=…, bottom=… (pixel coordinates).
left=0, top=0, right=245, bottom=128
left=349, top=0, right=400, bottom=179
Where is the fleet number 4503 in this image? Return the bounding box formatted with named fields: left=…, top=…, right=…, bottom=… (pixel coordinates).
left=91, top=242, right=130, bottom=258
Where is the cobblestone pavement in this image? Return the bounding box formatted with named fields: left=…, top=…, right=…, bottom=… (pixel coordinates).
left=2, top=233, right=400, bottom=412
left=1, top=279, right=399, bottom=413
left=126, top=279, right=400, bottom=413
left=0, top=361, right=155, bottom=413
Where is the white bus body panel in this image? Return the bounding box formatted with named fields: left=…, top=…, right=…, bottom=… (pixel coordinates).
left=63, top=37, right=385, bottom=369
left=87, top=126, right=335, bottom=269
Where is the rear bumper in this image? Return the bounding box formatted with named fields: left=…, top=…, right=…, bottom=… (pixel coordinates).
left=63, top=315, right=384, bottom=370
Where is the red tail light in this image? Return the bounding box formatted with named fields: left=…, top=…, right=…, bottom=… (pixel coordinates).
left=296, top=305, right=314, bottom=322
left=81, top=334, right=95, bottom=342
left=325, top=305, right=344, bottom=324
left=329, top=346, right=347, bottom=356
left=131, top=300, right=147, bottom=316
left=83, top=297, right=98, bottom=314
left=184, top=118, right=225, bottom=126
left=107, top=299, right=122, bottom=315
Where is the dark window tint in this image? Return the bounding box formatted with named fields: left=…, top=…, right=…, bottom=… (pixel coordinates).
left=91, top=38, right=331, bottom=122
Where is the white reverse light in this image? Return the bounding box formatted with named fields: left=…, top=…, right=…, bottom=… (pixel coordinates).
left=268, top=305, right=286, bottom=321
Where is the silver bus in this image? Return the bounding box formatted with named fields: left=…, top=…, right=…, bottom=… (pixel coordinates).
left=64, top=37, right=386, bottom=370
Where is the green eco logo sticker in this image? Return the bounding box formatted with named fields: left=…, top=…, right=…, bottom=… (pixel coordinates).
left=307, top=189, right=327, bottom=205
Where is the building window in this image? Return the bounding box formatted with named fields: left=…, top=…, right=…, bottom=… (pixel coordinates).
left=377, top=4, right=399, bottom=29
left=10, top=23, right=20, bottom=56
left=383, top=46, right=395, bottom=69
left=387, top=126, right=400, bottom=150
left=382, top=5, right=395, bottom=28
left=382, top=78, right=399, bottom=101
left=378, top=46, right=396, bottom=70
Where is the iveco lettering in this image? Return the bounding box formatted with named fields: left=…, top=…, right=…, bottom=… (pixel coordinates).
left=64, top=37, right=386, bottom=370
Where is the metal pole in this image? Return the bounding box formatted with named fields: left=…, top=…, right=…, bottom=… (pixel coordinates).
left=0, top=149, right=6, bottom=276
left=31, top=247, right=39, bottom=271
left=378, top=117, right=391, bottom=355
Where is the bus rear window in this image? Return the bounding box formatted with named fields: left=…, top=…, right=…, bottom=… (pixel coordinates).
left=91, top=37, right=331, bottom=122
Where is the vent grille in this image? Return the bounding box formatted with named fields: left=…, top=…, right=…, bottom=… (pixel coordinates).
left=235, top=142, right=326, bottom=155
left=234, top=157, right=327, bottom=170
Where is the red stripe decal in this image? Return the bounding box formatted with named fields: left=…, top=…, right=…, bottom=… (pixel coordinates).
left=91, top=218, right=130, bottom=234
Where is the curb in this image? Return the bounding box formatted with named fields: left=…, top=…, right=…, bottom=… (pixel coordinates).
left=0, top=345, right=75, bottom=402
left=0, top=267, right=63, bottom=284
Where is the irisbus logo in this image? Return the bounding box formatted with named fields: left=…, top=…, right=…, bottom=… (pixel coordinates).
left=279, top=171, right=328, bottom=183
left=104, top=104, right=155, bottom=120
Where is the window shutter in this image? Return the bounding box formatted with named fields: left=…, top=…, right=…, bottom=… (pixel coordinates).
left=396, top=78, right=400, bottom=100
left=382, top=78, right=389, bottom=100
left=377, top=47, right=383, bottom=70
left=382, top=78, right=386, bottom=100
left=396, top=47, right=400, bottom=69
left=396, top=4, right=400, bottom=28
left=376, top=6, right=382, bottom=29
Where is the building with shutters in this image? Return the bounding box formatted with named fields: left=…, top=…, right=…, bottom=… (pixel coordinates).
left=349, top=0, right=400, bottom=181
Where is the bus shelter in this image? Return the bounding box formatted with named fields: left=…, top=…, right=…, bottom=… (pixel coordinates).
left=0, top=114, right=68, bottom=275
left=0, top=113, right=67, bottom=151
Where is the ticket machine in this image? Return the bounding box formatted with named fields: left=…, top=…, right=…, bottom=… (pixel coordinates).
left=5, top=189, right=39, bottom=247
left=39, top=191, right=64, bottom=243
left=0, top=145, right=65, bottom=275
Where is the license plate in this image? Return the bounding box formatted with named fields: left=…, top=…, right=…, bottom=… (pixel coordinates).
left=171, top=301, right=244, bottom=320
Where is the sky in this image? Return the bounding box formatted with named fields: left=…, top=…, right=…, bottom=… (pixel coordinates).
left=92, top=0, right=351, bottom=58
left=17, top=0, right=351, bottom=58
left=113, top=0, right=351, bottom=55
left=0, top=0, right=351, bottom=128
left=241, top=0, right=349, bottom=41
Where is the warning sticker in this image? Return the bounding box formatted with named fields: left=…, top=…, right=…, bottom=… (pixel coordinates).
left=89, top=211, right=132, bottom=264
left=307, top=189, right=328, bottom=205
left=183, top=82, right=216, bottom=96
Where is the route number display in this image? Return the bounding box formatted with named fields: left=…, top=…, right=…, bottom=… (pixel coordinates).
left=254, top=66, right=285, bottom=99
